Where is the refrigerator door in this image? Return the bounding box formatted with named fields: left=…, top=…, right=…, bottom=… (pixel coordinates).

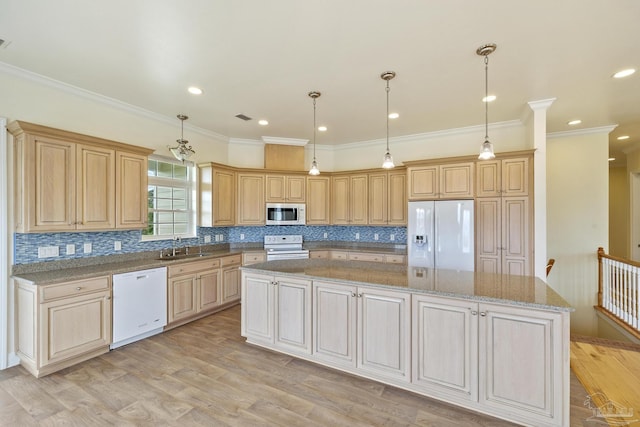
left=408, top=201, right=435, bottom=267
left=434, top=200, right=474, bottom=271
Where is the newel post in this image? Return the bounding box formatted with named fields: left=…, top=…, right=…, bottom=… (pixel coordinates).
left=597, top=247, right=604, bottom=307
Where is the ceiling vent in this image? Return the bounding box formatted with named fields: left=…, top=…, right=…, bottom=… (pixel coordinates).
left=235, top=113, right=252, bottom=121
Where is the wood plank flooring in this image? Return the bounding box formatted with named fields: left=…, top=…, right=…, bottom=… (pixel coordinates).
left=0, top=305, right=597, bottom=426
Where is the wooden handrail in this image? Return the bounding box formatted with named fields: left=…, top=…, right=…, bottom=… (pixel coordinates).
left=597, top=247, right=640, bottom=268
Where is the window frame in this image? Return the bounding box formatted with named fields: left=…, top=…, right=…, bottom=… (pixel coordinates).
left=141, top=155, right=196, bottom=241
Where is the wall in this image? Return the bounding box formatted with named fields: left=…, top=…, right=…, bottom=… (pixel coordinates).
left=609, top=165, right=629, bottom=258
left=546, top=130, right=610, bottom=336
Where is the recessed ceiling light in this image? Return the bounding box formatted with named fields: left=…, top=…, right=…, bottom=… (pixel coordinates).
left=613, top=68, right=636, bottom=79
left=318, top=126, right=327, bottom=132
left=188, top=86, right=203, bottom=95
left=617, top=135, right=630, bottom=140
left=567, top=119, right=582, bottom=126
left=388, top=113, right=399, bottom=119
left=608, top=157, right=616, bottom=162
left=482, top=95, right=496, bottom=102
left=258, top=119, right=269, bottom=126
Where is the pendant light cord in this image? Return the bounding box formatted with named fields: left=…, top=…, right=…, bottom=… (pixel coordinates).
left=484, top=55, right=489, bottom=141
left=386, top=80, right=390, bottom=152
left=313, top=97, right=317, bottom=160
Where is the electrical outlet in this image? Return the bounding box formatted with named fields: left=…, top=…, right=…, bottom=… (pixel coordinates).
left=374, top=233, right=379, bottom=241
left=220, top=235, right=224, bottom=241
left=240, top=233, right=245, bottom=240
left=355, top=232, right=360, bottom=240
left=204, top=235, right=211, bottom=243
left=390, top=234, right=395, bottom=241
left=66, top=244, right=75, bottom=255
left=38, top=246, right=59, bottom=258
left=83, top=242, right=92, bottom=253
left=114, top=241, right=122, bottom=251
left=323, top=232, right=328, bottom=239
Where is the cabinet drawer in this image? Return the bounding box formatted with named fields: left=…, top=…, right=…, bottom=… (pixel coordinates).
left=385, top=255, right=406, bottom=264
left=242, top=252, right=265, bottom=265
left=221, top=254, right=242, bottom=267
left=42, top=276, right=111, bottom=301
left=168, top=259, right=220, bottom=277
left=330, top=251, right=349, bottom=260
left=309, top=250, right=329, bottom=259
left=348, top=252, right=384, bottom=263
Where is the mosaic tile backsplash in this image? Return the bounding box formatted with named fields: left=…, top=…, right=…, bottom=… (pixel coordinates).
left=14, top=225, right=407, bottom=265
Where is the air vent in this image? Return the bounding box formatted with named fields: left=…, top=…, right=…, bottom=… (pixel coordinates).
left=235, top=114, right=252, bottom=121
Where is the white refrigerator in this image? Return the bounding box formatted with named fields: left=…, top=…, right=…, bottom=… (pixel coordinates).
left=407, top=200, right=474, bottom=270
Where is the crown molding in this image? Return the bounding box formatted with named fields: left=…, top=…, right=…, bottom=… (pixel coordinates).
left=547, top=125, right=618, bottom=139
left=262, top=136, right=309, bottom=146
left=0, top=61, right=228, bottom=142
left=229, top=138, right=264, bottom=146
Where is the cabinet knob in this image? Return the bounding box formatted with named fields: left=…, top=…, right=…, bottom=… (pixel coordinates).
left=76, top=287, right=82, bottom=291
left=351, top=292, right=357, bottom=297
left=471, top=310, right=478, bottom=316
left=106, top=296, right=111, bottom=300
left=480, top=312, right=487, bottom=317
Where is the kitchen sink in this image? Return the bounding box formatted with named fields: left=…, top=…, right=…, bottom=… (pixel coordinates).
left=156, top=252, right=212, bottom=261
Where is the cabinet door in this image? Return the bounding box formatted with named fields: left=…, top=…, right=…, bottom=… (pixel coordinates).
left=221, top=266, right=241, bottom=304
left=168, top=275, right=198, bottom=323
left=476, top=198, right=501, bottom=274
left=237, top=173, right=265, bottom=225
left=77, top=144, right=115, bottom=230
left=440, top=162, right=474, bottom=199
left=116, top=151, right=148, bottom=229
left=476, top=161, right=500, bottom=198
left=275, top=276, right=312, bottom=354
left=214, top=168, right=236, bottom=226
left=313, top=281, right=357, bottom=367
left=307, top=176, right=330, bottom=225
left=412, top=295, right=478, bottom=400
left=479, top=304, right=565, bottom=424
left=358, top=287, right=410, bottom=382
left=31, top=137, right=76, bottom=231
left=241, top=273, right=274, bottom=343
left=198, top=269, right=221, bottom=311
left=388, top=171, right=407, bottom=225
left=331, top=176, right=350, bottom=224
left=502, top=197, right=530, bottom=276
left=368, top=173, right=388, bottom=225
left=350, top=174, right=368, bottom=225
left=41, top=291, right=111, bottom=366
left=286, top=176, right=306, bottom=202
left=502, top=157, right=529, bottom=196
left=265, top=175, right=286, bottom=202
left=408, top=166, right=438, bottom=200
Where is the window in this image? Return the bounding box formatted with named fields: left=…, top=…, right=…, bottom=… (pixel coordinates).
left=143, top=156, right=196, bottom=240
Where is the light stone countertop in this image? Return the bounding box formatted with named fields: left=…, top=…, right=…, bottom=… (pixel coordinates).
left=241, top=259, right=573, bottom=312
left=304, top=241, right=407, bottom=255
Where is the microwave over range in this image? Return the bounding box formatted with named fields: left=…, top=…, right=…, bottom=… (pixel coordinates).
left=266, top=203, right=306, bottom=225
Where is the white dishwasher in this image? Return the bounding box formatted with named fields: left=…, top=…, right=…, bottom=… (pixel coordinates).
left=111, top=267, right=167, bottom=349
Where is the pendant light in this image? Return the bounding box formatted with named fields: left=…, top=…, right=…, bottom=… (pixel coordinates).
left=308, top=91, right=321, bottom=176
left=477, top=44, right=497, bottom=160
left=381, top=71, right=396, bottom=169
left=168, top=114, right=195, bottom=162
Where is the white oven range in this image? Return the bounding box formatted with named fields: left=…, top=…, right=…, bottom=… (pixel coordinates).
left=264, top=235, right=309, bottom=261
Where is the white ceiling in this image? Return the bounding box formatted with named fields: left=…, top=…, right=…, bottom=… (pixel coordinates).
left=1, top=0, right=639, bottom=164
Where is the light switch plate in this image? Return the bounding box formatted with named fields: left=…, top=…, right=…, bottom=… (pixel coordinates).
left=204, top=235, right=211, bottom=243
left=114, top=241, right=122, bottom=251
left=38, top=246, right=59, bottom=258
left=84, top=242, right=92, bottom=253
left=66, top=244, right=75, bottom=255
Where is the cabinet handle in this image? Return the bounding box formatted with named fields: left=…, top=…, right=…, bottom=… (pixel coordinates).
left=106, top=296, right=111, bottom=300
left=76, top=287, right=82, bottom=291
left=471, top=310, right=478, bottom=316
left=480, top=312, right=487, bottom=317
left=351, top=292, right=357, bottom=297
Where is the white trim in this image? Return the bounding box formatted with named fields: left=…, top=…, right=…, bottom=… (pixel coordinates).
left=229, top=138, right=264, bottom=147
left=0, top=117, right=8, bottom=369
left=547, top=125, right=618, bottom=139
left=261, top=136, right=309, bottom=146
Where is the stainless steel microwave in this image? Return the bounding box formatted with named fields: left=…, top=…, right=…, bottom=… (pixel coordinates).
left=266, top=203, right=306, bottom=225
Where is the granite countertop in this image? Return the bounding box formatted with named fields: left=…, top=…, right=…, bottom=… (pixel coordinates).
left=304, top=241, right=407, bottom=255
left=241, top=259, right=573, bottom=312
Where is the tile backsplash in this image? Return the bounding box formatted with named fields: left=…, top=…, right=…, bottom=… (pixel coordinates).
left=13, top=225, right=406, bottom=265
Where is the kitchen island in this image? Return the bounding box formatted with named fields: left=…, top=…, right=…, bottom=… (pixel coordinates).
left=241, top=259, right=572, bottom=427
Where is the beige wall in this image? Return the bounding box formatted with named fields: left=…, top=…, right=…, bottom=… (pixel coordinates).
left=546, top=131, right=609, bottom=336
left=609, top=166, right=629, bottom=258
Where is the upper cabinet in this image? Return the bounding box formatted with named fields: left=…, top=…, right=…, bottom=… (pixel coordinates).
left=307, top=176, right=331, bottom=225
left=407, top=162, right=474, bottom=201
left=331, top=173, right=368, bottom=225
left=476, top=156, right=530, bottom=198
left=8, top=121, right=152, bottom=233
left=237, top=173, right=265, bottom=225
left=265, top=174, right=306, bottom=203
left=369, top=170, right=407, bottom=226
left=198, top=163, right=236, bottom=227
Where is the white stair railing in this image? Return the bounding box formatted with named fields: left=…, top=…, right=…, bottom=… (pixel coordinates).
left=598, top=247, right=640, bottom=332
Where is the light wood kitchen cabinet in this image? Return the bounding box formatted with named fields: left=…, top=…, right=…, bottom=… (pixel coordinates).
left=313, top=281, right=410, bottom=382
left=241, top=273, right=312, bottom=355
left=331, top=173, right=368, bottom=225
left=116, top=151, right=148, bottom=229
left=198, top=163, right=236, bottom=226
left=242, top=251, right=266, bottom=265
left=476, top=156, right=529, bottom=197
left=369, top=170, right=407, bottom=225
left=15, top=276, right=112, bottom=377
left=221, top=254, right=242, bottom=304
left=309, top=250, right=329, bottom=259
left=167, top=258, right=222, bottom=328
left=407, top=162, right=474, bottom=200
left=8, top=121, right=152, bottom=233
left=265, top=174, right=306, bottom=202
left=237, top=173, right=265, bottom=225
left=307, top=176, right=331, bottom=225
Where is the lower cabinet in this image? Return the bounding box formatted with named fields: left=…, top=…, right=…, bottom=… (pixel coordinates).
left=221, top=254, right=242, bottom=304
left=241, top=273, right=312, bottom=355
left=15, top=276, right=112, bottom=377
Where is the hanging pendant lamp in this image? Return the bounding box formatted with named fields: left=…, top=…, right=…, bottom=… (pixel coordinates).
left=308, top=91, right=321, bottom=176
left=477, top=44, right=497, bottom=160
left=381, top=71, right=396, bottom=169
left=168, top=114, right=195, bottom=162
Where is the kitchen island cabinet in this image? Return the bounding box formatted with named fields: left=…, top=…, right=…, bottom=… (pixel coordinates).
left=240, top=259, right=571, bottom=427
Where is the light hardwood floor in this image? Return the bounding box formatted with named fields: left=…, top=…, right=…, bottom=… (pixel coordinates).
left=1, top=305, right=595, bottom=426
